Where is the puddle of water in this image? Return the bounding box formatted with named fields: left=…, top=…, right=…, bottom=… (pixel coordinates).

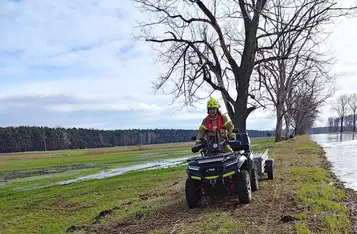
left=310, top=133, right=357, bottom=191
left=138, top=150, right=189, bottom=159
left=1, top=163, right=99, bottom=181
left=14, top=156, right=191, bottom=191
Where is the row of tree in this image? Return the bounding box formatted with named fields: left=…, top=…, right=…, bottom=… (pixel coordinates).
left=132, top=0, right=357, bottom=142
left=328, top=93, right=357, bottom=132
left=0, top=126, right=274, bottom=153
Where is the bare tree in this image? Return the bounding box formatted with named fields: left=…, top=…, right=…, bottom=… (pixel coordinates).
left=290, top=70, right=335, bottom=135
left=344, top=114, right=354, bottom=131
left=348, top=93, right=357, bottom=132
left=254, top=0, right=357, bottom=141
left=333, top=117, right=340, bottom=132
left=257, top=51, right=332, bottom=141
left=327, top=117, right=334, bottom=133
left=132, top=0, right=357, bottom=132
left=331, top=94, right=350, bottom=133
left=132, top=0, right=270, bottom=132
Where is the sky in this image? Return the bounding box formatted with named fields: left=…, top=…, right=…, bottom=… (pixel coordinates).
left=1, top=0, right=357, bottom=131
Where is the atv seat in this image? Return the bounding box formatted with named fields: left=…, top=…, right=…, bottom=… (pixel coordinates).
left=229, top=141, right=250, bottom=151
left=229, top=133, right=251, bottom=151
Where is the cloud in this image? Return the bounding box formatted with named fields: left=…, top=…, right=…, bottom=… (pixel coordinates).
left=0, top=93, right=162, bottom=112
left=0, top=93, right=164, bottom=129
left=0, top=92, right=276, bottom=130
left=1, top=0, right=356, bottom=130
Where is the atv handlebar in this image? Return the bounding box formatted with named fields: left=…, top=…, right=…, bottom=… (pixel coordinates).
left=191, top=137, right=235, bottom=154
left=191, top=145, right=201, bottom=153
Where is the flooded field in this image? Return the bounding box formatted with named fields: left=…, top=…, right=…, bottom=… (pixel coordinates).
left=310, top=133, right=357, bottom=191
left=13, top=156, right=190, bottom=191
left=1, top=137, right=280, bottom=234
left=0, top=147, right=191, bottom=191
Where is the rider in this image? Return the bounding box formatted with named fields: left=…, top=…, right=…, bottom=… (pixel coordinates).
left=194, top=97, right=236, bottom=153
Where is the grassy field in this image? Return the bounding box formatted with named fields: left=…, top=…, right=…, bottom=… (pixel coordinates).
left=0, top=142, right=194, bottom=191
left=0, top=136, right=355, bottom=234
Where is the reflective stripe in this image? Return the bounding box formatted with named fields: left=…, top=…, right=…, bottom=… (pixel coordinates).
left=223, top=119, right=231, bottom=127
left=191, top=176, right=201, bottom=180
left=199, top=124, right=207, bottom=130
left=223, top=171, right=236, bottom=177
left=205, top=176, right=219, bottom=180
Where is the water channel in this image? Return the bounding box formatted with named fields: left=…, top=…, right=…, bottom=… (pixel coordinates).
left=310, top=133, right=357, bottom=191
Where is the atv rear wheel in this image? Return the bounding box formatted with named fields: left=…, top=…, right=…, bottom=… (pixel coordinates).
left=185, top=178, right=201, bottom=208
left=236, top=170, right=252, bottom=203
left=251, top=166, right=259, bottom=191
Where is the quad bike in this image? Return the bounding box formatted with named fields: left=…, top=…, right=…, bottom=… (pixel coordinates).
left=185, top=130, right=254, bottom=208
left=185, top=130, right=274, bottom=208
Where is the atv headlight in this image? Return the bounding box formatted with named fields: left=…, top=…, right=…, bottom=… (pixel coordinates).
left=188, top=165, right=200, bottom=171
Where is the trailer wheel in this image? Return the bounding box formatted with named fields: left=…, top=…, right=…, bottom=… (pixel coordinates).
left=265, top=159, right=274, bottom=180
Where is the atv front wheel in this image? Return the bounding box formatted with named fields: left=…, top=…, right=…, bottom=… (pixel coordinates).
left=251, top=166, right=259, bottom=192
left=236, top=170, right=252, bottom=203
left=185, top=178, right=201, bottom=208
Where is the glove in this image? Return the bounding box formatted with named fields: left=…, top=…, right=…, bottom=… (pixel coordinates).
left=219, top=129, right=228, bottom=138
left=229, top=133, right=236, bottom=140
left=192, top=146, right=200, bottom=153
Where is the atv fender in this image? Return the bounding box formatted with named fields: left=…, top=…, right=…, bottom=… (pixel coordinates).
left=247, top=154, right=254, bottom=170
left=237, top=156, right=247, bottom=169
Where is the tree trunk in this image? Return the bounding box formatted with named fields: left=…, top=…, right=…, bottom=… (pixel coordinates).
left=340, top=117, right=344, bottom=133
left=284, top=113, right=291, bottom=138
left=275, top=105, right=284, bottom=142
left=233, top=92, right=248, bottom=133
left=232, top=15, right=260, bottom=133
left=298, top=126, right=305, bottom=135
left=353, top=112, right=356, bottom=132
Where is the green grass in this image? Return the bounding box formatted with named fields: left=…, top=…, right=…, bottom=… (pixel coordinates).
left=0, top=138, right=272, bottom=234
left=0, top=142, right=196, bottom=234
left=0, top=147, right=190, bottom=172
left=1, top=136, right=353, bottom=234
left=0, top=165, right=186, bottom=234
left=0, top=168, right=103, bottom=193
left=251, top=137, right=275, bottom=153
left=0, top=147, right=190, bottom=186
left=281, top=137, right=352, bottom=234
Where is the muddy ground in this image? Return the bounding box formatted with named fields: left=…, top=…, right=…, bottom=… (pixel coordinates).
left=65, top=139, right=357, bottom=234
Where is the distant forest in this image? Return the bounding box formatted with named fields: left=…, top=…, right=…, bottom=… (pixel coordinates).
left=308, top=114, right=357, bottom=134
left=0, top=126, right=275, bottom=153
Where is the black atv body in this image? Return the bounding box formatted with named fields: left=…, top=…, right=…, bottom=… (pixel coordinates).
left=185, top=136, right=254, bottom=208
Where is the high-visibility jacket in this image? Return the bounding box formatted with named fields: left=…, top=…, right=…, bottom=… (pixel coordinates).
left=196, top=113, right=236, bottom=144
